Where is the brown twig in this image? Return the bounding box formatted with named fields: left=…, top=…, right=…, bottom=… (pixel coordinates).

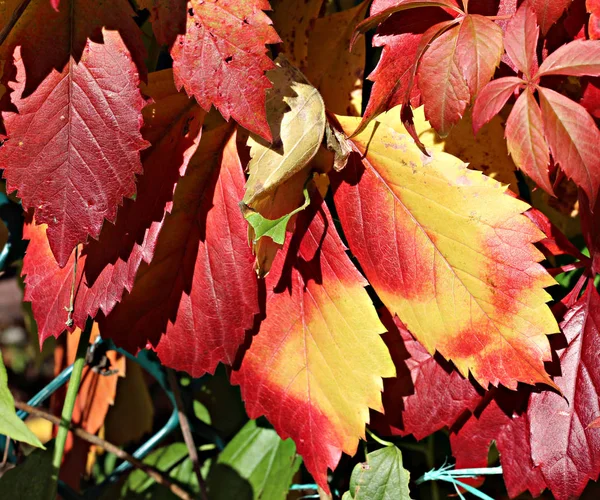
left=14, top=401, right=193, bottom=500
left=167, top=369, right=209, bottom=500
left=0, top=0, right=33, bottom=47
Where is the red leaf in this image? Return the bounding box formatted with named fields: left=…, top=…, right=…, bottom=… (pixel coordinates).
left=355, top=10, right=452, bottom=135
left=472, top=77, right=523, bottom=133
left=504, top=2, right=539, bottom=78
left=528, top=285, right=600, bottom=500
left=538, top=86, right=600, bottom=205
left=372, top=309, right=482, bottom=440
left=352, top=0, right=461, bottom=40
left=231, top=192, right=393, bottom=492
left=418, top=25, right=470, bottom=135
left=20, top=70, right=203, bottom=346
left=505, top=88, right=553, bottom=194
left=537, top=39, right=600, bottom=77
left=170, top=0, right=280, bottom=141
left=138, top=0, right=187, bottom=46
left=529, top=0, right=574, bottom=35
left=455, top=15, right=504, bottom=96
left=581, top=77, right=600, bottom=118
left=0, top=32, right=147, bottom=267
left=100, top=125, right=259, bottom=377
left=451, top=390, right=547, bottom=498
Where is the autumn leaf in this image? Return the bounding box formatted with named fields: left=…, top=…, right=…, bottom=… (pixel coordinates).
left=377, top=105, right=519, bottom=191
left=0, top=0, right=147, bottom=267
left=354, top=0, right=503, bottom=136
left=270, top=0, right=324, bottom=69
left=101, top=124, right=259, bottom=377
left=170, top=0, right=280, bottom=141
left=371, top=309, right=482, bottom=440
left=21, top=70, right=203, bottom=344
left=333, top=115, right=559, bottom=390
left=530, top=0, right=574, bottom=35
left=243, top=55, right=326, bottom=207
left=305, top=1, right=369, bottom=116
left=231, top=191, right=394, bottom=493
left=138, top=0, right=187, bottom=46
left=450, top=390, right=547, bottom=498
left=242, top=55, right=326, bottom=275
left=474, top=3, right=600, bottom=203
left=528, top=284, right=600, bottom=500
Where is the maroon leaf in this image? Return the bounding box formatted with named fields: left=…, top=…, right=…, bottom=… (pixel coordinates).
left=100, top=124, right=259, bottom=377
left=530, top=0, right=574, bottom=35
left=170, top=0, right=281, bottom=141
left=529, top=285, right=600, bottom=500
left=372, top=309, right=482, bottom=440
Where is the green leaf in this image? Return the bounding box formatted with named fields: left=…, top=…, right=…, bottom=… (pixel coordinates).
left=0, top=443, right=54, bottom=498
left=207, top=420, right=302, bottom=500
left=241, top=187, right=310, bottom=245
left=0, top=352, right=44, bottom=449
left=345, top=446, right=412, bottom=500
left=121, top=442, right=199, bottom=497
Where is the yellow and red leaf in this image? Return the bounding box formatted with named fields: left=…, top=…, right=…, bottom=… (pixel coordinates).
left=231, top=192, right=394, bottom=492
left=333, top=115, right=559, bottom=390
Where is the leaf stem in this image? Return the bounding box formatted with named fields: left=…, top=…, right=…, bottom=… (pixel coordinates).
left=167, top=369, right=209, bottom=500
left=366, top=428, right=394, bottom=447
left=48, top=318, right=93, bottom=500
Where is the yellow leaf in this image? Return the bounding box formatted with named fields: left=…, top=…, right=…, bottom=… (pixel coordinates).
left=334, top=115, right=559, bottom=390
left=305, top=1, right=369, bottom=116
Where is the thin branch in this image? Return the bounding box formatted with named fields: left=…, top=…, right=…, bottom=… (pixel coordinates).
left=14, top=401, right=193, bottom=500
left=0, top=0, right=33, bottom=47
left=167, top=369, right=209, bottom=500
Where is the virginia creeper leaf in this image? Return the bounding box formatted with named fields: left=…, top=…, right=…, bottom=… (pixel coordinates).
left=450, top=391, right=547, bottom=498
left=305, top=0, right=369, bottom=116
left=530, top=0, right=574, bottom=35
left=528, top=285, right=600, bottom=500
left=170, top=0, right=280, bottom=141
left=333, top=116, right=559, bottom=390
left=537, top=39, right=600, bottom=77
left=504, top=2, right=539, bottom=78
left=243, top=55, right=326, bottom=208
left=0, top=351, right=44, bottom=449
left=538, top=86, right=600, bottom=205
left=231, top=192, right=395, bottom=493
left=455, top=15, right=504, bottom=96
left=0, top=33, right=147, bottom=267
left=505, top=88, right=553, bottom=194
left=344, top=445, right=411, bottom=500
left=207, top=420, right=302, bottom=500
left=418, top=25, right=470, bottom=136
left=21, top=70, right=203, bottom=344
left=101, top=125, right=259, bottom=377
left=472, top=77, right=523, bottom=134
left=353, top=0, right=461, bottom=37
left=355, top=9, right=454, bottom=135
left=372, top=309, right=482, bottom=440
left=270, top=0, right=324, bottom=69
left=138, top=0, right=187, bottom=46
